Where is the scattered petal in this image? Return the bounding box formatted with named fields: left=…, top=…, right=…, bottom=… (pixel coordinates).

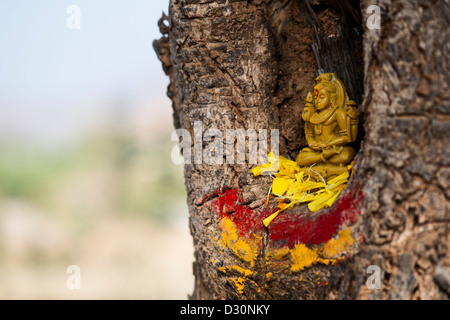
left=250, top=152, right=352, bottom=226
left=272, top=177, right=295, bottom=196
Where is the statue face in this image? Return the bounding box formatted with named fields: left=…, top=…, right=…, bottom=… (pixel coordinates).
left=314, top=87, right=332, bottom=111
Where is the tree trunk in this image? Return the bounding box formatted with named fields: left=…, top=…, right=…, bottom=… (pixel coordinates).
left=154, top=0, right=450, bottom=299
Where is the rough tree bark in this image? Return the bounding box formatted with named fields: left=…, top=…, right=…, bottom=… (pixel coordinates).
left=154, top=0, right=450, bottom=299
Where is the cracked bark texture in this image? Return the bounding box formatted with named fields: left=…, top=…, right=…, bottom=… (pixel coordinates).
left=154, top=0, right=450, bottom=299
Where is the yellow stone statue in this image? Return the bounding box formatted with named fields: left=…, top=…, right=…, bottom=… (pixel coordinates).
left=296, top=73, right=358, bottom=181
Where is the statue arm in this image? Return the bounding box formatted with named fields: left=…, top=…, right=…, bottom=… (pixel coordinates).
left=305, top=125, right=327, bottom=150
left=348, top=106, right=358, bottom=143
left=327, top=109, right=351, bottom=147
left=305, top=124, right=318, bottom=149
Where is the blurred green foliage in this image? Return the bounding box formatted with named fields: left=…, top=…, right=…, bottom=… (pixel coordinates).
left=0, top=146, right=74, bottom=200
left=0, top=128, right=186, bottom=224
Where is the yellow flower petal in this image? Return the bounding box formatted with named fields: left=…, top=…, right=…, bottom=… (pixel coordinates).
left=329, top=179, right=348, bottom=191
left=252, top=152, right=352, bottom=222
left=347, top=161, right=354, bottom=171
left=327, top=171, right=349, bottom=186
left=307, top=190, right=335, bottom=212
left=272, top=177, right=295, bottom=196
left=295, top=171, right=304, bottom=182
left=250, top=166, right=261, bottom=176
left=291, top=180, right=327, bottom=193
left=324, top=189, right=343, bottom=208
left=250, top=162, right=279, bottom=176
left=267, top=152, right=278, bottom=163
left=263, top=202, right=294, bottom=227
left=278, top=155, right=297, bottom=167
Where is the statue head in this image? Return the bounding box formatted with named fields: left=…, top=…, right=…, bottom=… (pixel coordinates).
left=313, top=83, right=337, bottom=111
left=313, top=73, right=348, bottom=111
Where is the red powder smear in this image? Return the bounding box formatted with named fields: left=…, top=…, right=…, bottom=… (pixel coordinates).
left=198, top=188, right=226, bottom=205
left=268, top=190, right=363, bottom=248
left=210, top=189, right=274, bottom=237
left=208, top=188, right=363, bottom=248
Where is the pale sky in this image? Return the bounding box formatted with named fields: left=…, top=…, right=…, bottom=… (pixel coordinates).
left=0, top=1, right=172, bottom=148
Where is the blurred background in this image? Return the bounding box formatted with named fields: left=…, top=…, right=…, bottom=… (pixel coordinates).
left=0, top=1, right=194, bottom=299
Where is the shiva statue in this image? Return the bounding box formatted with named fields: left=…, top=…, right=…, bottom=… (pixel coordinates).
left=296, top=73, right=358, bottom=181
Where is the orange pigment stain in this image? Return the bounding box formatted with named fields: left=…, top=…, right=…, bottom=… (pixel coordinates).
left=217, top=215, right=356, bottom=274
left=218, top=216, right=261, bottom=267
left=205, top=188, right=362, bottom=294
